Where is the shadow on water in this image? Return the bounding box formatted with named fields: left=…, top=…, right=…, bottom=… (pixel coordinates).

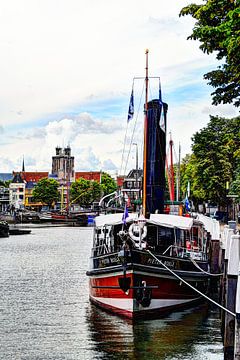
left=86, top=303, right=223, bottom=360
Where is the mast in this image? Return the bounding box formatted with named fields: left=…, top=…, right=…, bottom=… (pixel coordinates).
left=176, top=142, right=181, bottom=201
left=169, top=133, right=175, bottom=201
left=142, top=49, right=149, bottom=217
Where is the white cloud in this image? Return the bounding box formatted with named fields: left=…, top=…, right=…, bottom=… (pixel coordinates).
left=0, top=0, right=238, bottom=174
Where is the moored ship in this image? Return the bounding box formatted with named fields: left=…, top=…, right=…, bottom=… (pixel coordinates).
left=86, top=50, right=218, bottom=319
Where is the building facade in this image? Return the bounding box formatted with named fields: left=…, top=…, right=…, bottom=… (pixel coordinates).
left=21, top=172, right=49, bottom=210
left=9, top=173, right=25, bottom=209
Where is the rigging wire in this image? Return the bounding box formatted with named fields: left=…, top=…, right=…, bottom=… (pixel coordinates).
left=146, top=249, right=236, bottom=317
left=119, top=80, right=134, bottom=175
left=123, top=81, right=145, bottom=176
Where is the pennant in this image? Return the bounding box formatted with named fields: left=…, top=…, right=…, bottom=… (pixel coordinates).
left=122, top=204, right=129, bottom=225
left=127, top=88, right=134, bottom=122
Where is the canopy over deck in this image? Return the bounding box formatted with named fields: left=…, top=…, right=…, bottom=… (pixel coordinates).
left=95, top=213, right=196, bottom=230
left=149, top=214, right=194, bottom=230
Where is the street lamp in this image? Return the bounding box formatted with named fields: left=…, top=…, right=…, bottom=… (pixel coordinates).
left=227, top=194, right=238, bottom=223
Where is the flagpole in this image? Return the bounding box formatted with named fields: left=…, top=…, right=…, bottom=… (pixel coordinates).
left=143, top=49, right=149, bottom=218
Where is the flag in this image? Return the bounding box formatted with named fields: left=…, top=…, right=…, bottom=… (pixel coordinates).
left=159, top=108, right=165, bottom=132
left=187, top=181, right=190, bottom=197
left=159, top=80, right=163, bottom=105
left=159, top=81, right=165, bottom=132
left=185, top=195, right=191, bottom=212
left=127, top=88, right=134, bottom=122
left=122, top=204, right=129, bottom=225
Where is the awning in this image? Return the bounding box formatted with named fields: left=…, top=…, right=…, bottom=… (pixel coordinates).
left=149, top=214, right=194, bottom=230
left=95, top=212, right=138, bottom=227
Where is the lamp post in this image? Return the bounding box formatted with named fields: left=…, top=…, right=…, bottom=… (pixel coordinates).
left=227, top=194, right=238, bottom=223
left=226, top=181, right=229, bottom=222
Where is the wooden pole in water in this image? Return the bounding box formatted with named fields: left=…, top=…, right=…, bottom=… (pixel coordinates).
left=224, top=234, right=239, bottom=359
left=234, top=235, right=240, bottom=359
left=221, top=228, right=234, bottom=341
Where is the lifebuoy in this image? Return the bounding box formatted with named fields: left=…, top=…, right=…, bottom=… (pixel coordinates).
left=129, top=223, right=147, bottom=243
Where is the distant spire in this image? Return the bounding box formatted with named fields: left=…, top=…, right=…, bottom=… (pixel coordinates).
left=22, top=156, right=25, bottom=172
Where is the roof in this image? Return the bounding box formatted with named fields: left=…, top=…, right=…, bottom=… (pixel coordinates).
left=116, top=176, right=125, bottom=187
left=21, top=172, right=49, bottom=182
left=25, top=181, right=35, bottom=189
left=12, top=173, right=24, bottom=183
left=75, top=171, right=101, bottom=182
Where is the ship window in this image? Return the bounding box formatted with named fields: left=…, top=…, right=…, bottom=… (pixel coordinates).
left=157, top=226, right=174, bottom=252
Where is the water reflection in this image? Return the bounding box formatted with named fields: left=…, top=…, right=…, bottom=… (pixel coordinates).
left=0, top=227, right=223, bottom=360
left=86, top=303, right=223, bottom=360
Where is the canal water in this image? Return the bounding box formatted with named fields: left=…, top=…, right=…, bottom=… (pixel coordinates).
left=0, top=227, right=224, bottom=359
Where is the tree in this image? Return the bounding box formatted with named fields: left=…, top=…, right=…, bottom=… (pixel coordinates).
left=190, top=115, right=240, bottom=205
left=0, top=180, right=11, bottom=188
left=100, top=172, right=117, bottom=196
left=32, top=178, right=60, bottom=208
left=180, top=153, right=206, bottom=206
left=180, top=0, right=240, bottom=107
left=229, top=151, right=240, bottom=201
left=70, top=178, right=101, bottom=207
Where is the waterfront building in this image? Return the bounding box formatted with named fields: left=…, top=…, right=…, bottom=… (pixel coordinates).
left=21, top=172, right=49, bottom=210
left=120, top=169, right=143, bottom=205
left=9, top=172, right=25, bottom=209
left=0, top=173, right=12, bottom=211
left=0, top=187, right=10, bottom=212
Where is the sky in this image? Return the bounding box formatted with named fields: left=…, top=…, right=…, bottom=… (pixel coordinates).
left=0, top=0, right=238, bottom=176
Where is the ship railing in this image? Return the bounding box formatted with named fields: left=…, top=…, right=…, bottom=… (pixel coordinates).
left=163, top=245, right=207, bottom=261
left=92, top=243, right=117, bottom=256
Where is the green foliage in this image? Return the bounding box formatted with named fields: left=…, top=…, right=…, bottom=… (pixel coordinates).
left=229, top=156, right=240, bottom=201
left=180, top=0, right=240, bottom=107
left=180, top=154, right=206, bottom=205
left=0, top=180, right=11, bottom=188
left=189, top=115, right=240, bottom=205
left=32, top=178, right=60, bottom=208
left=100, top=172, right=117, bottom=196
left=70, top=178, right=101, bottom=206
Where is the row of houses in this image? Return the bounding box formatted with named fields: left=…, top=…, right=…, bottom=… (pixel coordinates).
left=0, top=146, right=143, bottom=212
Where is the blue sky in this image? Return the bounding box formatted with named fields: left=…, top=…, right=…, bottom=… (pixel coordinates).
left=0, top=0, right=238, bottom=175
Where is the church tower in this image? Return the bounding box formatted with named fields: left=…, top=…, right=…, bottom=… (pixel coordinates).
left=51, top=146, right=75, bottom=183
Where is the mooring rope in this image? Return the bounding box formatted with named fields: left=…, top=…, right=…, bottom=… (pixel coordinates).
left=146, top=249, right=236, bottom=317
left=190, top=257, right=224, bottom=277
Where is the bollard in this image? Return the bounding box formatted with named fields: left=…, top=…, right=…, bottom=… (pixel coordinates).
left=228, top=221, right=237, bottom=232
